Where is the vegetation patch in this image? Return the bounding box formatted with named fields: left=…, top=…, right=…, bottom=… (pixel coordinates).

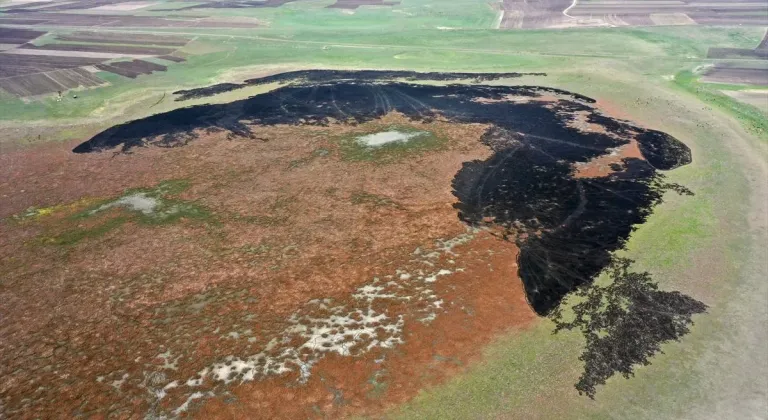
left=338, top=125, right=446, bottom=163
left=10, top=197, right=102, bottom=223
left=75, top=179, right=210, bottom=224
left=35, top=179, right=211, bottom=246
left=550, top=257, right=707, bottom=398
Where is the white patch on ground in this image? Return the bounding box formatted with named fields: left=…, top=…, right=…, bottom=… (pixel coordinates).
left=185, top=368, right=209, bottom=387
left=692, top=64, right=714, bottom=75
left=419, top=312, right=437, bottom=323
left=148, top=379, right=179, bottom=401
left=110, top=373, right=129, bottom=391
left=356, top=130, right=428, bottom=147
left=392, top=9, right=415, bottom=16
left=150, top=230, right=476, bottom=416
left=93, top=192, right=159, bottom=215
left=424, top=269, right=452, bottom=283
left=157, top=350, right=180, bottom=370
left=173, top=391, right=211, bottom=415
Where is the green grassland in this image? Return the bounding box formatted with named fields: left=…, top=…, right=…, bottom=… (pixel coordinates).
left=0, top=22, right=763, bottom=126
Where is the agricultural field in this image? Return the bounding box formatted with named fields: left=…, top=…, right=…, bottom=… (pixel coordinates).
left=0, top=1, right=767, bottom=419
left=497, top=0, right=768, bottom=28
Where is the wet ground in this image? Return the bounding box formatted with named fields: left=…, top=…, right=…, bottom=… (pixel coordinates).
left=1, top=72, right=694, bottom=418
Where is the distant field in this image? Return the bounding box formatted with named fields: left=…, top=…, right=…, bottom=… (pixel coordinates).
left=0, top=0, right=766, bottom=105
left=0, top=24, right=764, bottom=122
left=499, top=0, right=768, bottom=28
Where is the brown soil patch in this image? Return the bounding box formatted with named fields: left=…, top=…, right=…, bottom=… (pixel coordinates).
left=594, top=98, right=635, bottom=121
left=566, top=110, right=611, bottom=135
left=197, top=233, right=534, bottom=419
left=0, top=112, right=537, bottom=418
left=473, top=93, right=560, bottom=105
left=573, top=140, right=643, bottom=178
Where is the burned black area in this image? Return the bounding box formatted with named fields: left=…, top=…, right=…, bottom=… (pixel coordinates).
left=550, top=257, right=707, bottom=398
left=452, top=140, right=692, bottom=315
left=74, top=71, right=692, bottom=318
left=635, top=130, right=693, bottom=170
left=74, top=71, right=703, bottom=398
left=172, top=69, right=549, bottom=101
left=76, top=81, right=606, bottom=155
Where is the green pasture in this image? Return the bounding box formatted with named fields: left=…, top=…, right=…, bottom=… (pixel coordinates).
left=0, top=25, right=763, bottom=124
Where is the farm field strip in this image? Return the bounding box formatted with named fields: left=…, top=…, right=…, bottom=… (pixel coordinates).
left=0, top=12, right=261, bottom=28
left=0, top=22, right=194, bottom=96
left=0, top=67, right=106, bottom=96
left=55, top=31, right=191, bottom=46
left=500, top=0, right=768, bottom=28
left=3, top=48, right=155, bottom=58
left=701, top=66, right=768, bottom=85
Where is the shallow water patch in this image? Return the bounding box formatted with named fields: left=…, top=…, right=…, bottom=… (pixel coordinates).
left=30, top=179, right=212, bottom=246
left=356, top=130, right=429, bottom=147
left=74, top=179, right=210, bottom=225
left=339, top=126, right=445, bottom=163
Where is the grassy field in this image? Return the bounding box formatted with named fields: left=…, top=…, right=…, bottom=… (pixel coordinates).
left=0, top=25, right=762, bottom=124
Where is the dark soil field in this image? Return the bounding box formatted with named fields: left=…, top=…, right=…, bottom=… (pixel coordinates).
left=21, top=42, right=177, bottom=56
left=0, top=12, right=260, bottom=28
left=702, top=64, right=768, bottom=85
left=707, top=47, right=768, bottom=60
left=0, top=52, right=110, bottom=96
left=0, top=53, right=104, bottom=78
left=0, top=68, right=105, bottom=97
left=0, top=71, right=702, bottom=418
left=0, top=24, right=188, bottom=97
left=501, top=0, right=768, bottom=28
left=758, top=31, right=768, bottom=50
left=158, top=55, right=186, bottom=63
left=96, top=59, right=167, bottom=78
left=0, top=27, right=45, bottom=44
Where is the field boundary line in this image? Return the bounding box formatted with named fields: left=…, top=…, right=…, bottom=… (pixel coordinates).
left=563, top=0, right=578, bottom=18
left=494, top=7, right=504, bottom=29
